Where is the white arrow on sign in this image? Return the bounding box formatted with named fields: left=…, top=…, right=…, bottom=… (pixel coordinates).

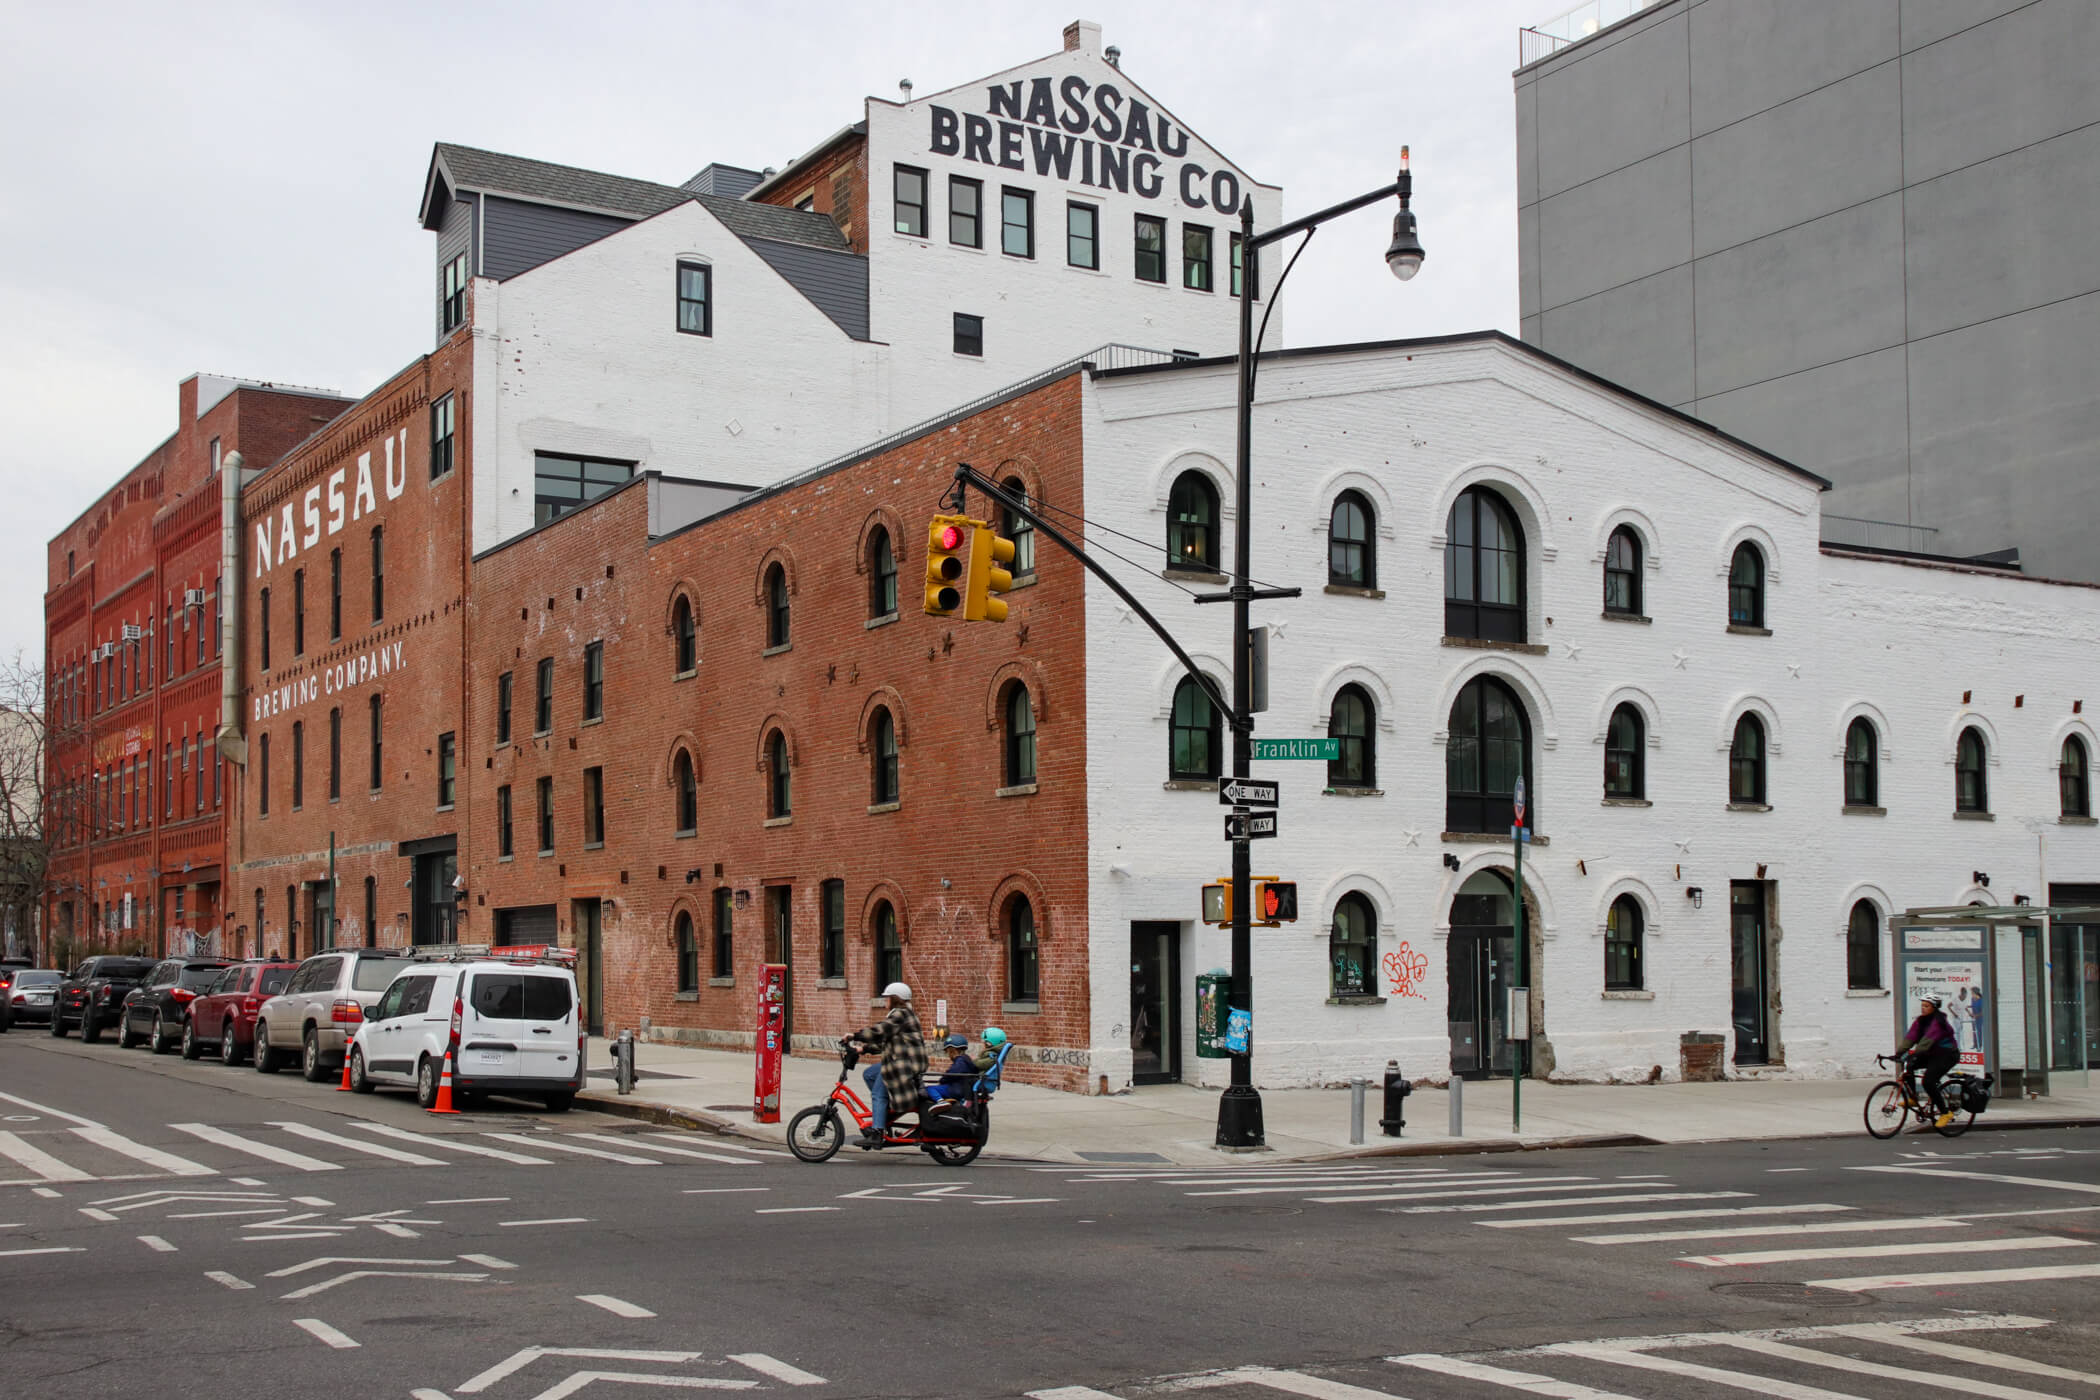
left=1224, top=811, right=1280, bottom=841
left=1217, top=779, right=1280, bottom=808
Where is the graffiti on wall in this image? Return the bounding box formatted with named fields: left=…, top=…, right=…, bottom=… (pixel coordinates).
left=1383, top=942, right=1429, bottom=1000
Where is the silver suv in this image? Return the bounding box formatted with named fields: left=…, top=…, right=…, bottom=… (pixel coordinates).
left=253, top=949, right=411, bottom=1081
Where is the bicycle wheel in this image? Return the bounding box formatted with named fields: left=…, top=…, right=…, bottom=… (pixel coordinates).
left=1863, top=1080, right=1910, bottom=1139
left=1933, top=1097, right=1977, bottom=1137
left=787, top=1104, right=845, bottom=1163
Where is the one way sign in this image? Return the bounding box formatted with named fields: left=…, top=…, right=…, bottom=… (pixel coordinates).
left=1225, top=810, right=1279, bottom=841
left=1217, top=779, right=1280, bottom=808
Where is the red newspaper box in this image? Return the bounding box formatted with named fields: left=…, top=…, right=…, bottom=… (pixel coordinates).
left=753, top=963, right=786, bottom=1122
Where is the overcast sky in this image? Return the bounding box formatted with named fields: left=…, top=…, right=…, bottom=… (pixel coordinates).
left=0, top=0, right=1545, bottom=667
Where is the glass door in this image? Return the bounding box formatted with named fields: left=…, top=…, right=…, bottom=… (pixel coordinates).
left=572, top=898, right=604, bottom=1036
left=1129, top=922, right=1180, bottom=1084
left=1730, top=881, right=1770, bottom=1065
left=2050, top=923, right=2097, bottom=1075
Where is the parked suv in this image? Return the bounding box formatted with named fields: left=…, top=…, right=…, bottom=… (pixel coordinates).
left=50, top=956, right=158, bottom=1040
left=254, top=949, right=411, bottom=1081
left=181, top=960, right=300, bottom=1064
left=118, top=958, right=232, bottom=1054
left=2, top=969, right=62, bottom=1029
left=347, top=953, right=584, bottom=1111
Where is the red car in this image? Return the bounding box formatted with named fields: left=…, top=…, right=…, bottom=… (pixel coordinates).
left=182, top=960, right=300, bottom=1066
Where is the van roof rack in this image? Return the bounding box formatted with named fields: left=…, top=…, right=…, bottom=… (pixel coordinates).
left=407, top=942, right=578, bottom=968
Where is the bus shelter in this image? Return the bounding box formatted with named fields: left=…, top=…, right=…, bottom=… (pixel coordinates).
left=1891, top=904, right=2100, bottom=1098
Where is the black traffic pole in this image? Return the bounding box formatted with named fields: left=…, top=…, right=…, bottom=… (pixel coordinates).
left=1216, top=155, right=1424, bottom=1150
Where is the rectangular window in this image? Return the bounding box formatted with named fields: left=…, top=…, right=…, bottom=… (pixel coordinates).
left=535, top=658, right=553, bottom=734
left=437, top=732, right=456, bottom=808
left=163, top=744, right=174, bottom=819
left=328, top=707, right=341, bottom=800
left=370, top=527, right=384, bottom=622
left=1183, top=223, right=1213, bottom=291
left=1067, top=201, right=1099, bottom=269
left=496, top=671, right=513, bottom=745
left=209, top=577, right=220, bottom=660
left=193, top=739, right=204, bottom=814
left=820, top=879, right=844, bottom=980
left=767, top=886, right=792, bottom=968
left=440, top=250, right=468, bottom=332
left=676, top=262, right=711, bottom=336
left=368, top=694, right=382, bottom=791
left=328, top=549, right=342, bottom=641
left=497, top=784, right=513, bottom=858
left=532, top=453, right=634, bottom=528
left=583, top=642, right=604, bottom=722
left=1134, top=214, right=1166, bottom=283
left=167, top=607, right=178, bottom=677
left=213, top=746, right=222, bottom=808
left=953, top=313, right=983, bottom=358
left=948, top=175, right=981, bottom=247
left=291, top=722, right=303, bottom=810
left=430, top=393, right=456, bottom=479
left=259, top=587, right=272, bottom=670
left=893, top=164, right=927, bottom=236
left=209, top=437, right=222, bottom=475
left=582, top=766, right=604, bottom=846
left=536, top=776, right=554, bottom=854
left=258, top=732, right=270, bottom=817
left=712, top=887, right=734, bottom=978
left=1001, top=187, right=1034, bottom=258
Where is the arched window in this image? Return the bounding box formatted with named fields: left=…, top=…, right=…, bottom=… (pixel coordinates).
left=872, top=901, right=902, bottom=988
left=1728, top=543, right=1765, bottom=627
left=1166, top=471, right=1220, bottom=572
left=1002, top=476, right=1036, bottom=579
left=1004, top=684, right=1037, bottom=787
left=1446, top=676, right=1530, bottom=833
left=1327, top=684, right=1374, bottom=790
left=1007, top=896, right=1039, bottom=1002
left=1604, top=526, right=1641, bottom=615
left=1444, top=487, right=1524, bottom=642
left=1956, top=726, right=1988, bottom=813
left=1604, top=703, right=1644, bottom=799
left=764, top=564, right=790, bottom=648
left=870, top=707, right=899, bottom=805
left=1605, top=894, right=1643, bottom=990
left=672, top=596, right=696, bottom=674
left=673, top=750, right=697, bottom=835
left=1330, top=892, right=1377, bottom=997
left=1328, top=490, right=1374, bottom=589
left=868, top=527, right=897, bottom=619
left=766, top=730, right=791, bottom=818
left=2063, top=736, right=2091, bottom=819
left=1845, top=719, right=1878, bottom=808
left=1169, top=676, right=1221, bottom=781
left=1730, top=713, right=1767, bottom=805
left=1847, top=899, right=1882, bottom=991
left=674, top=912, right=698, bottom=993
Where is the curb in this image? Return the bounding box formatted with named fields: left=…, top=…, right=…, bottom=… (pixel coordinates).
left=575, top=1091, right=783, bottom=1148
left=1305, top=1133, right=1660, bottom=1162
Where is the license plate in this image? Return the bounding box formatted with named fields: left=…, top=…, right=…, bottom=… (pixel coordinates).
left=26, top=994, right=50, bottom=1003
left=473, top=1051, right=505, bottom=1066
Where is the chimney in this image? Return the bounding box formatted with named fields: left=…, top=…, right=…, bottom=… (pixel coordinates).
left=1063, top=19, right=1102, bottom=54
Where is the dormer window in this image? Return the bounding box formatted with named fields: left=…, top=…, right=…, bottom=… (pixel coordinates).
left=440, top=251, right=468, bottom=333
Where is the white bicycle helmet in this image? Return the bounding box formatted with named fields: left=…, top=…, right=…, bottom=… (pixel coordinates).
left=881, top=981, right=912, bottom=1001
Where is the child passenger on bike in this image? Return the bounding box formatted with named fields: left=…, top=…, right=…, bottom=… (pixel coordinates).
left=925, top=1027, right=1006, bottom=1103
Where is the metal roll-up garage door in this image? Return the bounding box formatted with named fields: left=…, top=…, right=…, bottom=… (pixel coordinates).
left=496, top=905, right=558, bottom=945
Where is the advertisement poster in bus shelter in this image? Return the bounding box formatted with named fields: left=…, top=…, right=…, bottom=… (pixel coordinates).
left=1895, top=925, right=1990, bottom=1072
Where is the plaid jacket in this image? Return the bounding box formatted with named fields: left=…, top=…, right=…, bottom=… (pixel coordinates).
left=854, top=1003, right=928, bottom=1117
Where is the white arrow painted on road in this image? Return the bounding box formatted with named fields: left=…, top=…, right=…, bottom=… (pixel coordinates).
left=527, top=1372, right=755, bottom=1397
left=281, top=1268, right=489, bottom=1300
left=458, top=1349, right=704, bottom=1394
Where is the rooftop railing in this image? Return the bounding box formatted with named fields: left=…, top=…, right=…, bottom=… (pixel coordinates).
left=1520, top=0, right=1667, bottom=65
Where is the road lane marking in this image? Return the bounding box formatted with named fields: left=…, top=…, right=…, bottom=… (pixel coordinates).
left=1187, top=1173, right=1552, bottom=1198
left=646, top=1134, right=781, bottom=1158
left=1578, top=1216, right=1965, bottom=1244
left=373, top=1223, right=420, bottom=1238
left=1497, top=1312, right=2045, bottom=1355
left=1824, top=1323, right=2100, bottom=1384
left=1154, top=1366, right=1406, bottom=1397
left=1310, top=1180, right=1641, bottom=1206
left=482, top=1133, right=658, bottom=1165
left=1393, top=1352, right=1640, bottom=1397
left=1949, top=1205, right=2100, bottom=1221
left=1682, top=1236, right=2090, bottom=1267
left=1811, top=1261, right=2100, bottom=1291
left=78, top=1207, right=119, bottom=1221
left=728, top=1354, right=827, bottom=1386
left=0, top=1131, right=92, bottom=1182
left=683, top=1188, right=770, bottom=1195
left=1549, top=1342, right=1862, bottom=1399
left=429, top=1196, right=511, bottom=1205
left=69, top=1127, right=216, bottom=1177
left=205, top=1270, right=253, bottom=1289
left=0, top=1091, right=104, bottom=1129
left=458, top=1253, right=517, bottom=1269
left=499, top=1217, right=591, bottom=1227
left=244, top=1232, right=342, bottom=1241
left=231, top=1177, right=266, bottom=1186
left=1488, top=1203, right=1854, bottom=1229
left=571, top=1133, right=755, bottom=1166
left=755, top=1207, right=838, bottom=1214
left=293, top=1317, right=360, bottom=1349
left=268, top=1255, right=457, bottom=1276
left=456, top=1347, right=704, bottom=1394
left=1386, top=1191, right=1752, bottom=1215
left=1854, top=1164, right=2100, bottom=1195
left=137, top=1235, right=176, bottom=1252
left=31, top=1187, right=62, bottom=1198
left=169, top=1208, right=287, bottom=1219
left=281, top=1269, right=487, bottom=1300
left=1714, top=1335, right=2068, bottom=1400
left=169, top=1124, right=340, bottom=1172
left=1028, top=1389, right=1124, bottom=1399
left=357, top=1124, right=550, bottom=1165
left=578, top=1294, right=656, bottom=1318
left=0, top=1246, right=84, bottom=1257
left=272, top=1121, right=448, bottom=1166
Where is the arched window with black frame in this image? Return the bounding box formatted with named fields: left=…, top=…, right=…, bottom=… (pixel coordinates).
left=1728, top=543, right=1765, bottom=627
left=764, top=564, right=790, bottom=648
left=870, top=707, right=899, bottom=805
left=872, top=900, right=902, bottom=988
left=1004, top=683, right=1037, bottom=787
left=1330, top=892, right=1377, bottom=997
left=1001, top=475, right=1036, bottom=579
left=1446, top=676, right=1531, bottom=833
left=766, top=730, right=791, bottom=819
left=1844, top=718, right=1878, bottom=808
left=1007, top=895, right=1039, bottom=1003
left=1604, top=703, right=1644, bottom=799
left=1166, top=471, right=1220, bottom=573
left=675, top=912, right=698, bottom=993
left=1444, top=487, right=1524, bottom=642
left=1327, top=684, right=1375, bottom=790
left=1329, top=490, right=1374, bottom=589
left=1169, top=676, right=1221, bottom=782
left=1847, top=899, right=1882, bottom=990
left=673, top=750, right=697, bottom=835
left=1604, top=526, right=1641, bottom=615
left=672, top=596, right=696, bottom=675
left=868, top=527, right=897, bottom=619
left=1730, top=713, right=1767, bottom=804
left=1956, top=726, right=1988, bottom=813
left=2063, top=735, right=2091, bottom=819
left=1605, top=894, right=1643, bottom=990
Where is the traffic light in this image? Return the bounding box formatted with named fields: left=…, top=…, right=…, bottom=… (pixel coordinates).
left=1201, top=881, right=1231, bottom=925
left=924, top=515, right=969, bottom=616
left=1254, top=880, right=1298, bottom=924
left=965, top=523, right=1017, bottom=622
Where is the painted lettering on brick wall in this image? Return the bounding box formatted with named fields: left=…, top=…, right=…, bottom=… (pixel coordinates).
left=250, top=641, right=407, bottom=723
left=252, top=428, right=408, bottom=578
left=928, top=76, right=1242, bottom=215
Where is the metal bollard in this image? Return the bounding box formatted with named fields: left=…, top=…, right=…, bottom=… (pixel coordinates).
left=1448, top=1072, right=1463, bottom=1138
left=614, top=1029, right=637, bottom=1095
left=1349, top=1078, right=1368, bottom=1145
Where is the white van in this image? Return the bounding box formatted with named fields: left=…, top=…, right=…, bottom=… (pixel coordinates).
left=347, top=950, right=585, bottom=1111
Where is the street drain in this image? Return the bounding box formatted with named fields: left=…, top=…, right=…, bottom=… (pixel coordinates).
left=1203, top=1205, right=1303, bottom=1217
left=1710, top=1282, right=1870, bottom=1307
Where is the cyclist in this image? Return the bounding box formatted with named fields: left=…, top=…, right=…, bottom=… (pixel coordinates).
left=847, top=981, right=927, bottom=1149
left=1897, top=993, right=1962, bottom=1129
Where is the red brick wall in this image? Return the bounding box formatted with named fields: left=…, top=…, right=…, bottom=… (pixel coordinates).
left=753, top=133, right=869, bottom=254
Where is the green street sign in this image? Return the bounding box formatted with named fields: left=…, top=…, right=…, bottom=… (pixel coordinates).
left=1252, top=738, right=1339, bottom=761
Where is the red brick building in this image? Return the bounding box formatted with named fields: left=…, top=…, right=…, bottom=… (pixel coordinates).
left=43, top=377, right=351, bottom=963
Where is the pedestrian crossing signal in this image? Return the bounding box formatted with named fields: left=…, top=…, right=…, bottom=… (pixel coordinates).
left=1255, top=880, right=1298, bottom=924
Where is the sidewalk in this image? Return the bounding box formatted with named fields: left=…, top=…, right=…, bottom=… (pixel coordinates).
left=576, top=1038, right=2100, bottom=1165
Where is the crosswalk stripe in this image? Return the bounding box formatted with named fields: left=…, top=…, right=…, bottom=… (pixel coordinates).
left=1164, top=1366, right=1407, bottom=1398
left=1484, top=1203, right=1852, bottom=1230
left=1854, top=1165, right=2100, bottom=1195
left=68, top=1127, right=215, bottom=1177
left=352, top=1123, right=551, bottom=1165
left=1573, top=1216, right=1959, bottom=1245
left=1824, top=1324, right=2100, bottom=1385
left=573, top=1133, right=755, bottom=1166
left=1714, top=1336, right=2069, bottom=1400
left=1550, top=1343, right=1867, bottom=1400
left=1387, top=1191, right=1750, bottom=1215
left=649, top=1134, right=779, bottom=1158
left=270, top=1122, right=447, bottom=1166
left=1188, top=1174, right=1549, bottom=1198
left=1682, top=1236, right=2090, bottom=1268
left=169, top=1124, right=341, bottom=1172
left=1026, top=1388, right=1123, bottom=1399
left=0, top=1131, right=94, bottom=1182
left=481, top=1133, right=659, bottom=1165
left=1390, top=1352, right=1640, bottom=1397
left=1310, top=1181, right=1632, bottom=1206
left=1810, top=1261, right=2100, bottom=1291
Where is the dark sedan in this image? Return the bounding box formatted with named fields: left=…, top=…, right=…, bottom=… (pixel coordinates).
left=50, top=956, right=158, bottom=1040
left=119, top=958, right=232, bottom=1054
left=2, top=969, right=62, bottom=1029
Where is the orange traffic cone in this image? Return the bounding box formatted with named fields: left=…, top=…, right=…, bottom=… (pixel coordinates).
left=427, top=1050, right=461, bottom=1115
left=336, top=1051, right=354, bottom=1092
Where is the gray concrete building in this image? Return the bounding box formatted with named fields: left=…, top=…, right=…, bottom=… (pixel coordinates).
left=1515, top=0, right=2100, bottom=577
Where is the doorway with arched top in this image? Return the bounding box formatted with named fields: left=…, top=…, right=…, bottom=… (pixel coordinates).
left=1448, top=868, right=1520, bottom=1079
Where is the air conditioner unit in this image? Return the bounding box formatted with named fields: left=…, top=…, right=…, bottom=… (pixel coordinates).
left=120, top=624, right=143, bottom=641
left=94, top=643, right=112, bottom=661
left=184, top=589, right=206, bottom=607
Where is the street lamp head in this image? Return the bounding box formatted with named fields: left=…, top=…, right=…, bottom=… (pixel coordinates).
left=1386, top=208, right=1424, bottom=281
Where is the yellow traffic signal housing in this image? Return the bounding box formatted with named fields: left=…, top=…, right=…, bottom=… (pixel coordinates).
left=924, top=515, right=969, bottom=616
left=1201, top=881, right=1231, bottom=925
left=965, top=524, right=1017, bottom=622
left=1254, top=880, right=1299, bottom=924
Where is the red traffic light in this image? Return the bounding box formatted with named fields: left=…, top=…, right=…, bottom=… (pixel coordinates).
left=937, top=523, right=963, bottom=551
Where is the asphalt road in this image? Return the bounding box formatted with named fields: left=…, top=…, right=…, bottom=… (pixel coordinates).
left=5, top=1028, right=2100, bottom=1399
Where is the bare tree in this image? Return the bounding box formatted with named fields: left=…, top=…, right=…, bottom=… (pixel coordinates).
left=0, top=652, right=50, bottom=963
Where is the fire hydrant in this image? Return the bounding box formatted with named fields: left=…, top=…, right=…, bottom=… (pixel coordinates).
left=1379, top=1059, right=1410, bottom=1137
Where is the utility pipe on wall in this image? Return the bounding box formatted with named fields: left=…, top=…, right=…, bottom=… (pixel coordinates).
left=214, top=451, right=247, bottom=766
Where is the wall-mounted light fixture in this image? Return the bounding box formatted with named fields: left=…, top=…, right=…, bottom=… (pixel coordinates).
left=1973, top=871, right=1991, bottom=889
left=1685, top=886, right=1704, bottom=909
left=2013, top=893, right=2031, bottom=906
left=1442, top=853, right=1461, bottom=871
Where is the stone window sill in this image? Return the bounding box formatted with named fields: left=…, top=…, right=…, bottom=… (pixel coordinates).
left=996, top=783, right=1038, bottom=799
left=1324, top=787, right=1383, bottom=798
left=1846, top=988, right=1889, bottom=998
left=1953, top=811, right=1995, bottom=821
left=868, top=998, right=891, bottom=1010
left=539, top=849, right=554, bottom=858
left=580, top=716, right=603, bottom=729
left=1008, top=574, right=1039, bottom=592
left=674, top=668, right=697, bottom=682
left=864, top=613, right=899, bottom=631
left=817, top=977, right=847, bottom=990
left=436, top=804, right=454, bottom=815
left=1443, top=830, right=1549, bottom=846
left=1001, top=1000, right=1041, bottom=1016
left=2061, top=815, right=2098, bottom=826
left=1602, top=989, right=1653, bottom=1000
left=1601, top=797, right=1651, bottom=807
left=868, top=801, right=901, bottom=815
left=1324, top=584, right=1385, bottom=600
left=1326, top=995, right=1386, bottom=1006
left=760, top=643, right=792, bottom=658
left=709, top=977, right=735, bottom=989
left=498, top=854, right=514, bottom=863
left=1726, top=623, right=1773, bottom=637
left=1727, top=802, right=1772, bottom=813
left=1601, top=611, right=1652, bottom=625
left=1843, top=804, right=1886, bottom=816
left=674, top=829, right=696, bottom=840
left=674, top=990, right=698, bottom=1002
left=763, top=815, right=793, bottom=828
left=533, top=730, right=552, bottom=742
left=1441, top=636, right=1549, bottom=656
left=1162, top=567, right=1226, bottom=585
left=1163, top=779, right=1219, bottom=792
left=584, top=841, right=604, bottom=851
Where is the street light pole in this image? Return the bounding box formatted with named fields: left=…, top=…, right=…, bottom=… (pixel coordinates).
left=1216, top=153, right=1424, bottom=1150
